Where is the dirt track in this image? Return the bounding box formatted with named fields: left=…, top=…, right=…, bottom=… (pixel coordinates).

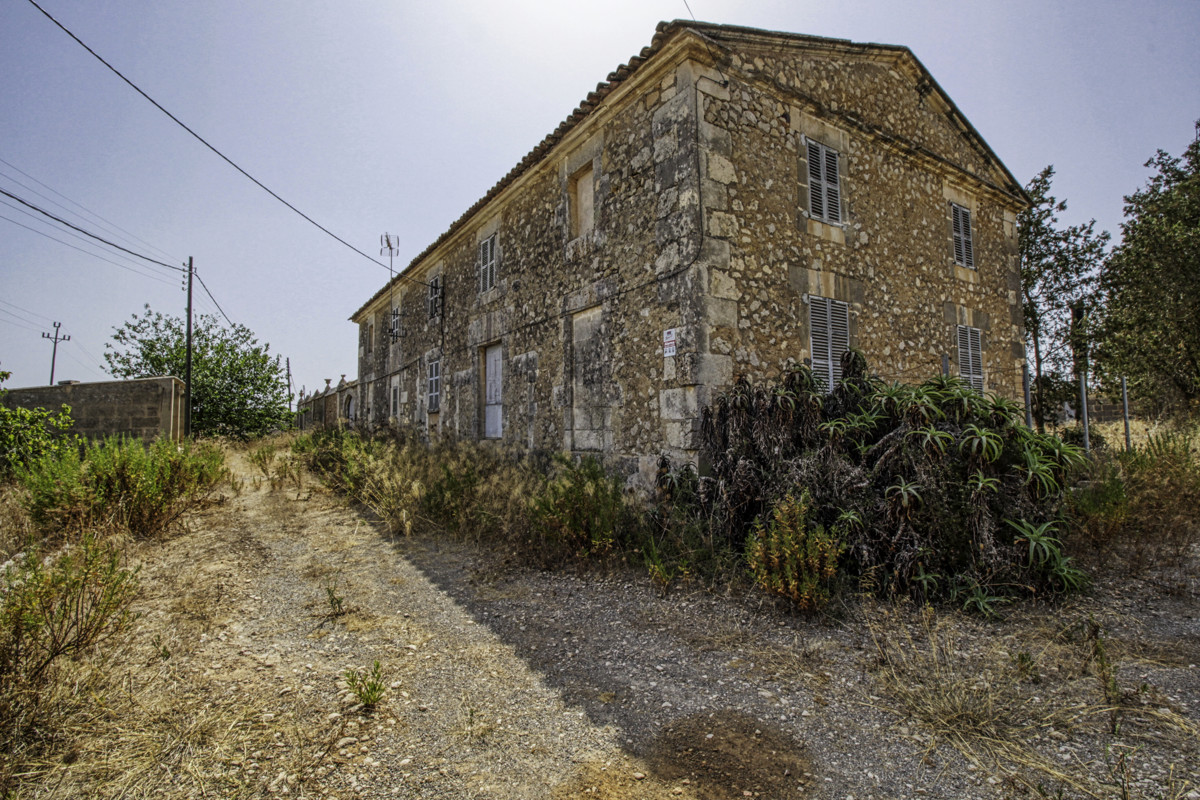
left=31, top=449, right=1200, bottom=799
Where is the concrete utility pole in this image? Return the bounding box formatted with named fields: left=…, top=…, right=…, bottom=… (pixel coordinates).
left=41, top=321, right=70, bottom=385
left=185, top=257, right=194, bottom=437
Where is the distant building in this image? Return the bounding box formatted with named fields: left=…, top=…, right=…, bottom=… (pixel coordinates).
left=351, top=20, right=1027, bottom=483
left=296, top=375, right=357, bottom=430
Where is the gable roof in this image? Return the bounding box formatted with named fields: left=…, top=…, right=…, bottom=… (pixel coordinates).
left=353, top=20, right=1025, bottom=321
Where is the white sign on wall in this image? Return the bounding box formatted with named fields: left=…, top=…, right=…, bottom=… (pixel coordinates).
left=662, top=328, right=677, bottom=358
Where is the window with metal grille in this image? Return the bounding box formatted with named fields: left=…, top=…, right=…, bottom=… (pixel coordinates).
left=427, top=358, right=441, bottom=414
left=391, top=384, right=399, bottom=417
left=389, top=305, right=402, bottom=343
left=810, top=295, right=850, bottom=392
left=952, top=203, right=975, bottom=269
left=806, top=140, right=841, bottom=224
left=957, top=324, right=984, bottom=390
left=479, top=234, right=497, bottom=293
left=427, top=275, right=442, bottom=319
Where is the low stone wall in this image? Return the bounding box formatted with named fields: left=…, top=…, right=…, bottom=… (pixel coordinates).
left=2, top=377, right=186, bottom=441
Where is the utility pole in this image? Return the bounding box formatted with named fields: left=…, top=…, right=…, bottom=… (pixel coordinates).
left=185, top=257, right=194, bottom=437
left=41, top=321, right=70, bottom=385
left=286, top=357, right=293, bottom=412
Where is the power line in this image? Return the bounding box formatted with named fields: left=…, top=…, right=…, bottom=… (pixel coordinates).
left=24, top=0, right=391, bottom=273
left=0, top=158, right=181, bottom=265
left=0, top=309, right=43, bottom=333
left=194, top=271, right=233, bottom=327
left=0, top=299, right=50, bottom=327
left=0, top=187, right=183, bottom=272
left=0, top=211, right=179, bottom=286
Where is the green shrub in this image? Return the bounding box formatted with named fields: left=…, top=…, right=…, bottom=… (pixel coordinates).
left=529, top=455, right=627, bottom=564
left=18, top=437, right=226, bottom=538
left=1067, top=428, right=1200, bottom=570
left=0, top=370, right=79, bottom=482
left=0, top=533, right=139, bottom=764
left=745, top=491, right=845, bottom=612
left=691, top=353, right=1085, bottom=608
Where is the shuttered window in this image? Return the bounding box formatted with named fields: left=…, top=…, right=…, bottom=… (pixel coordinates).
left=427, top=358, right=441, bottom=414
left=478, top=234, right=497, bottom=293
left=957, top=324, right=984, bottom=391
left=952, top=203, right=975, bottom=269
left=806, top=140, right=841, bottom=224
left=810, top=295, right=850, bottom=392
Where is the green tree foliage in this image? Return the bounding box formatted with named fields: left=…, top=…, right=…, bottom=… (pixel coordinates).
left=104, top=306, right=292, bottom=438
left=0, top=370, right=77, bottom=480
left=1096, top=127, right=1200, bottom=413
left=1019, top=166, right=1110, bottom=431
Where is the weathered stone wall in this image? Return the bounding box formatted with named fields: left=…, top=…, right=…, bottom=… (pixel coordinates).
left=694, top=49, right=1024, bottom=396
left=2, top=377, right=186, bottom=441
left=356, top=56, right=711, bottom=482
left=351, top=25, right=1027, bottom=484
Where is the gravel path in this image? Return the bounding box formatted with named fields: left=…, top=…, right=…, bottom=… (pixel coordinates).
left=48, top=450, right=1198, bottom=799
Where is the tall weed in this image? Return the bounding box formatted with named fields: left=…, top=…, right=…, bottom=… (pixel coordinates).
left=0, top=534, right=139, bottom=777
left=1068, top=427, right=1200, bottom=571
left=18, top=437, right=226, bottom=538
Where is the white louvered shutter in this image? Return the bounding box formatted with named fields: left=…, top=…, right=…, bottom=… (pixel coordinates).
left=823, top=146, right=841, bottom=223
left=957, top=325, right=984, bottom=390
left=807, top=141, right=826, bottom=222
left=830, top=299, right=850, bottom=385
left=810, top=296, right=850, bottom=392
left=810, top=295, right=832, bottom=391
left=807, top=141, right=841, bottom=224
left=952, top=204, right=974, bottom=269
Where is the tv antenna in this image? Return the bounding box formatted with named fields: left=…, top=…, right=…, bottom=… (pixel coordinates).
left=381, top=233, right=402, bottom=342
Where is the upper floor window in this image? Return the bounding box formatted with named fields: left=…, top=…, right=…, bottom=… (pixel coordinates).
left=951, top=203, right=975, bottom=269
left=810, top=295, right=850, bottom=392
left=389, top=303, right=402, bottom=343
left=366, top=322, right=374, bottom=354
left=427, top=275, right=442, bottom=318
left=806, top=140, right=842, bottom=224
left=957, top=324, right=984, bottom=390
left=570, top=163, right=595, bottom=238
left=478, top=234, right=497, bottom=293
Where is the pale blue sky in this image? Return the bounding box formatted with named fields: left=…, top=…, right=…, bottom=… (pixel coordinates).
left=1, top=0, right=1197, bottom=394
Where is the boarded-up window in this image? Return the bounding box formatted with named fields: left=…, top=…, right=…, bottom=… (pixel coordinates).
left=571, top=164, right=595, bottom=238
left=810, top=295, right=850, bottom=392
left=483, top=343, right=503, bottom=438
left=478, top=234, right=497, bottom=293
left=807, top=140, right=841, bottom=224
left=952, top=203, right=975, bottom=269
left=957, top=324, right=984, bottom=390
left=571, top=306, right=611, bottom=451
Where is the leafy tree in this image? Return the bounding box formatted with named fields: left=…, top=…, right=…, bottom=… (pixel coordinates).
left=1019, top=166, right=1110, bottom=431
left=1096, top=127, right=1200, bottom=413
left=0, top=370, right=77, bottom=480
left=104, top=306, right=292, bottom=438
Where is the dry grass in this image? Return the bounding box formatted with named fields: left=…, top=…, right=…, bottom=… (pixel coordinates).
left=866, top=602, right=1199, bottom=798
left=21, top=656, right=345, bottom=799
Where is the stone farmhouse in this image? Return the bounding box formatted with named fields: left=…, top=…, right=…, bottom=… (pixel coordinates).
left=351, top=20, right=1027, bottom=483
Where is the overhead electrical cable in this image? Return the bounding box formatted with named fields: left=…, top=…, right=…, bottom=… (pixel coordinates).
left=0, top=212, right=179, bottom=286
left=25, top=0, right=391, bottom=273
left=194, top=271, right=234, bottom=327
left=0, top=187, right=183, bottom=272
left=0, top=299, right=50, bottom=327
left=0, top=158, right=180, bottom=264
left=0, top=309, right=44, bottom=333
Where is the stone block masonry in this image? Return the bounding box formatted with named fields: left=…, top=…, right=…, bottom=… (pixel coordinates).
left=3, top=377, right=186, bottom=441
left=350, top=21, right=1028, bottom=486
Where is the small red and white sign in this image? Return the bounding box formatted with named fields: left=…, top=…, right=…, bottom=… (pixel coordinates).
left=662, top=328, right=677, bottom=358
